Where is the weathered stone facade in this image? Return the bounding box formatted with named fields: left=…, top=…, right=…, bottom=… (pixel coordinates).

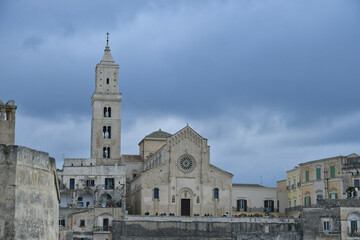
left=302, top=199, right=360, bottom=239
left=112, top=215, right=302, bottom=240
left=127, top=127, right=233, bottom=217
left=0, top=144, right=59, bottom=240
left=0, top=100, right=16, bottom=145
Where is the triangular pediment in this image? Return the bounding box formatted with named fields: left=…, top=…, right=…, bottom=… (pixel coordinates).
left=168, top=125, right=207, bottom=148
left=347, top=153, right=359, bottom=158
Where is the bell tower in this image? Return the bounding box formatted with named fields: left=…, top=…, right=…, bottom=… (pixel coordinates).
left=91, top=33, right=122, bottom=160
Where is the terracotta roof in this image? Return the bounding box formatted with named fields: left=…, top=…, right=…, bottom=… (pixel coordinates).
left=145, top=129, right=172, bottom=139
left=122, top=154, right=142, bottom=162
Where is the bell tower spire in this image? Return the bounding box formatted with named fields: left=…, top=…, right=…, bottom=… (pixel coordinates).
left=91, top=33, right=122, bottom=161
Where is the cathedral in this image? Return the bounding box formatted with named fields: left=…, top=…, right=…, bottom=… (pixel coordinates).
left=58, top=38, right=233, bottom=225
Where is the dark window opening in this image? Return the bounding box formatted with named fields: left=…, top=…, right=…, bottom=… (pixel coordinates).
left=323, top=221, right=330, bottom=231
left=103, top=218, right=109, bottom=231
left=354, top=179, right=360, bottom=188
left=154, top=188, right=159, bottom=199
left=59, top=219, right=65, bottom=226
left=133, top=174, right=137, bottom=179
left=70, top=178, right=75, bottom=190
left=103, top=147, right=110, bottom=158
left=80, top=220, right=85, bottom=227
left=86, top=180, right=95, bottom=187
left=106, top=78, right=109, bottom=84
left=103, top=126, right=111, bottom=139
left=78, top=197, right=83, bottom=201
left=264, top=200, right=274, bottom=212
left=104, top=107, right=111, bottom=118
left=237, top=199, right=247, bottom=212
left=105, top=178, right=114, bottom=189
left=214, top=188, right=219, bottom=199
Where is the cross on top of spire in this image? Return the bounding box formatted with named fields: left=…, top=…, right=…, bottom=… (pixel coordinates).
left=106, top=32, right=110, bottom=46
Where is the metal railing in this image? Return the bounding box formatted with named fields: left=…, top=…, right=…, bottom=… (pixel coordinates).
left=285, top=206, right=303, bottom=212
left=93, top=226, right=111, bottom=232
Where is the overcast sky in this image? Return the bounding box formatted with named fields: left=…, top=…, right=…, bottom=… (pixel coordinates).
left=1, top=0, right=359, bottom=186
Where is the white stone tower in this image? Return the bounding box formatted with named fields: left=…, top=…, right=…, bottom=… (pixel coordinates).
left=91, top=34, right=122, bottom=160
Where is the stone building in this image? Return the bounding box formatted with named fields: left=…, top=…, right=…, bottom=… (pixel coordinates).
left=285, top=166, right=302, bottom=217
left=57, top=40, right=125, bottom=240
left=232, top=183, right=280, bottom=217
left=341, top=153, right=360, bottom=198
left=0, top=144, right=59, bottom=240
left=302, top=199, right=360, bottom=239
left=0, top=101, right=59, bottom=240
left=126, top=127, right=233, bottom=216
left=0, top=99, right=16, bottom=145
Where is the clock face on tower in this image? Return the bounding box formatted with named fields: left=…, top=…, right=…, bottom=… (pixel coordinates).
left=177, top=155, right=196, bottom=173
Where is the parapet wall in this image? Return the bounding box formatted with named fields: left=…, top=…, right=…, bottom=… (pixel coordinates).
left=112, top=216, right=303, bottom=240
left=0, top=144, right=59, bottom=240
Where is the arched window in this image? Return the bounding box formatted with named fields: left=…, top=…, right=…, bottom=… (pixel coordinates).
left=104, top=107, right=111, bottom=118
left=103, top=147, right=110, bottom=158
left=107, top=147, right=110, bottom=158
left=107, top=126, right=111, bottom=138
left=304, top=196, right=311, bottom=207
left=102, top=126, right=111, bottom=138
left=103, top=147, right=107, bottom=158
left=214, top=188, right=219, bottom=199
left=154, top=188, right=159, bottom=199
left=348, top=212, right=360, bottom=234
left=103, top=126, right=107, bottom=138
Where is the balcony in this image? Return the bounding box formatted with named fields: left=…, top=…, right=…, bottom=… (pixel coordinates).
left=93, top=226, right=111, bottom=233
left=285, top=206, right=303, bottom=212
left=348, top=228, right=360, bottom=237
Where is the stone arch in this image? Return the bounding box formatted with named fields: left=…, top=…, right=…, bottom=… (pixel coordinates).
left=348, top=212, right=360, bottom=234
left=178, top=187, right=195, bottom=199
left=99, top=193, right=112, bottom=207
left=96, top=213, right=113, bottom=230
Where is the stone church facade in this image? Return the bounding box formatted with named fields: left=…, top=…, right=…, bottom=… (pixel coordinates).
left=126, top=127, right=233, bottom=216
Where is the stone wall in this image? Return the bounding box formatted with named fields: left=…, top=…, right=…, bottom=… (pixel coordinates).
left=0, top=100, right=16, bottom=145
left=112, top=216, right=302, bottom=240
left=0, top=144, right=59, bottom=240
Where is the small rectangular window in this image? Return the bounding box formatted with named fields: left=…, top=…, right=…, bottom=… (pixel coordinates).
left=355, top=179, right=360, bottom=188
left=316, top=168, right=321, bottom=180
left=323, top=221, right=329, bottom=231
left=305, top=170, right=309, bottom=182
left=80, top=220, right=85, bottom=227
left=70, top=178, right=75, bottom=190
left=330, top=165, right=335, bottom=178
left=237, top=199, right=247, bottom=211
left=59, top=219, right=65, bottom=226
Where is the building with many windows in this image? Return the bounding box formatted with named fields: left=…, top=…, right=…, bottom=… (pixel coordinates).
left=57, top=40, right=125, bottom=240
left=299, top=155, right=343, bottom=207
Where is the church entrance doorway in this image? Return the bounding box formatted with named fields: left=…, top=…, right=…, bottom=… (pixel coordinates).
left=181, top=199, right=190, bottom=216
